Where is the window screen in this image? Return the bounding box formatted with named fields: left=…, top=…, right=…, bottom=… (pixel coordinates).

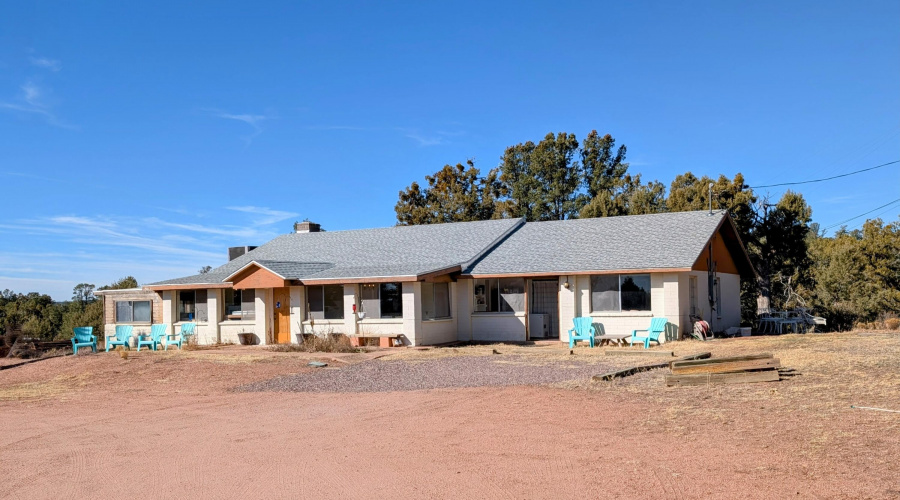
left=422, top=282, right=450, bottom=319
left=590, top=275, right=619, bottom=312
left=359, top=283, right=380, bottom=318
left=115, top=301, right=133, bottom=322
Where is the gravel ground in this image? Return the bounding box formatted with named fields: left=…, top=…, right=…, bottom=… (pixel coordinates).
left=239, top=355, right=615, bottom=393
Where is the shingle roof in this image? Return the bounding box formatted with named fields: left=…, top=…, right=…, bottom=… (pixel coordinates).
left=149, top=218, right=523, bottom=286
left=464, top=210, right=729, bottom=275
left=149, top=211, right=744, bottom=287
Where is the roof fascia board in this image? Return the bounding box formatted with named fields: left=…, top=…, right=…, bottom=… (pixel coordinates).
left=461, top=268, right=693, bottom=279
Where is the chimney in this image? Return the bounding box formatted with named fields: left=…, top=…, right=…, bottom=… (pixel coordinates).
left=228, top=246, right=258, bottom=261
left=294, top=221, right=321, bottom=233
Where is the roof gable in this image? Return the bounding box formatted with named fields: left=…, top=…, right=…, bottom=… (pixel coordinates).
left=464, top=210, right=754, bottom=277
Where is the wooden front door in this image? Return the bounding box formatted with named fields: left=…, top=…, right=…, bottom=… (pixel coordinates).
left=273, top=287, right=291, bottom=344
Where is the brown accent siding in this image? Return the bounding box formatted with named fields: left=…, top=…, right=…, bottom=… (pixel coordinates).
left=692, top=233, right=740, bottom=274
left=231, top=266, right=288, bottom=290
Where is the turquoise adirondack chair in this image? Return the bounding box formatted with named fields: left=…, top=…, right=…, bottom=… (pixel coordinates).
left=137, top=324, right=168, bottom=351
left=165, top=322, right=196, bottom=350
left=71, top=327, right=97, bottom=355
left=630, top=317, right=668, bottom=349
left=568, top=316, right=596, bottom=348
left=106, top=325, right=134, bottom=352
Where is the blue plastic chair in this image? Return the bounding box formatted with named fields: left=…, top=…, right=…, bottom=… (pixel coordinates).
left=106, top=325, right=133, bottom=352
left=137, top=324, right=168, bottom=351
left=568, top=317, right=596, bottom=348
left=71, top=327, right=97, bottom=355
left=630, top=317, right=668, bottom=349
left=165, top=322, right=196, bottom=350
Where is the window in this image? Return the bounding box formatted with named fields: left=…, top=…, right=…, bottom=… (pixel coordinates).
left=358, top=283, right=403, bottom=319
left=422, top=282, right=451, bottom=319
left=689, top=276, right=698, bottom=316
left=115, top=300, right=151, bottom=323
left=224, top=289, right=255, bottom=320
left=178, top=290, right=208, bottom=322
left=473, top=278, right=525, bottom=313
left=590, top=274, right=651, bottom=312
left=307, top=285, right=344, bottom=320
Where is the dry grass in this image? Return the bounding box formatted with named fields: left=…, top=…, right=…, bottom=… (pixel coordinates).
left=268, top=333, right=358, bottom=353
left=0, top=374, right=87, bottom=401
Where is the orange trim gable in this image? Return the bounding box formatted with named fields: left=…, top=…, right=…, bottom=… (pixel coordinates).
left=230, top=265, right=289, bottom=290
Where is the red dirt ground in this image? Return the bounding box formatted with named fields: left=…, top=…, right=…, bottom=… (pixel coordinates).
left=1, top=337, right=898, bottom=499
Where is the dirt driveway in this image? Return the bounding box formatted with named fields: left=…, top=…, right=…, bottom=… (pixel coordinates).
left=1, top=334, right=898, bottom=499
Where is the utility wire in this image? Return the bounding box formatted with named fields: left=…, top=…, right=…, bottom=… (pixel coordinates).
left=822, top=197, right=900, bottom=231
left=749, top=160, right=899, bottom=189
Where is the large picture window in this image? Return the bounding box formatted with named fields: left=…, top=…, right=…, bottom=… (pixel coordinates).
left=178, top=290, right=208, bottom=322
left=359, top=283, right=403, bottom=319
left=473, top=278, right=525, bottom=313
left=115, top=300, right=151, bottom=323
left=224, top=289, right=255, bottom=320
left=422, top=282, right=450, bottom=320
left=307, top=285, right=344, bottom=320
left=590, top=274, right=651, bottom=312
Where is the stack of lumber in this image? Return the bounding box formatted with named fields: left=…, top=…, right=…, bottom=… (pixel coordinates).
left=665, top=353, right=780, bottom=387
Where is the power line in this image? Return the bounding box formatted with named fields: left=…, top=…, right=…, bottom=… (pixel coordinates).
left=822, top=197, right=900, bottom=231
left=750, top=160, right=899, bottom=189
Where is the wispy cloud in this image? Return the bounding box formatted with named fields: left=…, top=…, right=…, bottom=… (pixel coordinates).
left=304, top=124, right=369, bottom=131
left=0, top=80, right=75, bottom=129
left=207, top=109, right=273, bottom=145
left=29, top=57, right=61, bottom=72
left=226, top=206, right=299, bottom=225
left=398, top=128, right=464, bottom=147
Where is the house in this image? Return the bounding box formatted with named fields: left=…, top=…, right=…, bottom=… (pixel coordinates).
left=98, top=211, right=755, bottom=346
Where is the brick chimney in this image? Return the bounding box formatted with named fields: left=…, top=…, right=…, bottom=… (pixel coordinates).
left=293, top=221, right=321, bottom=233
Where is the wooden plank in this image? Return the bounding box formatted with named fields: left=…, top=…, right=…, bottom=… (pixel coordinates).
left=671, top=353, right=773, bottom=368
left=593, top=352, right=711, bottom=382
left=665, top=369, right=780, bottom=387
left=671, top=358, right=781, bottom=375
left=604, top=350, right=674, bottom=357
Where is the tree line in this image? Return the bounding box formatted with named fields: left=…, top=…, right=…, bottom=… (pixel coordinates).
left=395, top=130, right=900, bottom=330
left=0, top=276, right=138, bottom=341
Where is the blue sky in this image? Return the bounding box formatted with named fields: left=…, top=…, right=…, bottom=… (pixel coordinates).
left=1, top=1, right=898, bottom=300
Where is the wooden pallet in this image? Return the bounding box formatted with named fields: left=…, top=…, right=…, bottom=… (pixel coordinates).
left=665, top=370, right=780, bottom=387
left=666, top=353, right=781, bottom=386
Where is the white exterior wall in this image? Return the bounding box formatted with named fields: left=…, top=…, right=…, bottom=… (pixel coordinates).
left=401, top=281, right=421, bottom=345
left=290, top=286, right=304, bottom=343
left=686, top=271, right=741, bottom=333
left=456, top=279, right=473, bottom=341
left=560, top=273, right=681, bottom=344
left=254, top=288, right=271, bottom=345
left=718, top=273, right=741, bottom=330
left=419, top=282, right=458, bottom=345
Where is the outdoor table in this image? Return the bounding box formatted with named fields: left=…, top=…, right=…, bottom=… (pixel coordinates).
left=595, top=333, right=631, bottom=346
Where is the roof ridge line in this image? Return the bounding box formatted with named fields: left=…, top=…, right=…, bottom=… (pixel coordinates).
left=460, top=217, right=527, bottom=274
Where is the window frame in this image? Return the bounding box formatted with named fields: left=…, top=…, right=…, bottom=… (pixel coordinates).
left=115, top=300, right=152, bottom=324
left=473, top=277, right=525, bottom=313
left=223, top=289, right=256, bottom=321
left=422, top=282, right=451, bottom=320
left=590, top=274, right=652, bottom=313
left=307, top=284, right=345, bottom=320
left=178, top=291, right=196, bottom=322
